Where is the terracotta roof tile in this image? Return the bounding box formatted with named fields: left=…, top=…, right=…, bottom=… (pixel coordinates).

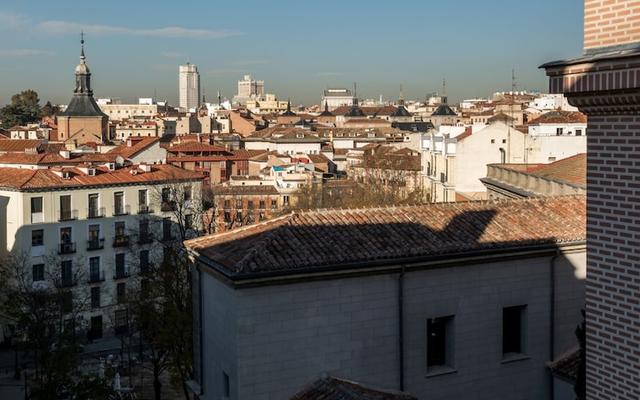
left=0, top=139, right=44, bottom=153
left=526, top=153, right=586, bottom=186
left=529, top=111, right=587, bottom=125
left=0, top=164, right=202, bottom=191
left=290, top=375, right=416, bottom=400
left=186, top=196, right=586, bottom=277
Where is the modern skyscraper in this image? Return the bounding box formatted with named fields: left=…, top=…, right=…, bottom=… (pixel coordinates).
left=179, top=63, right=200, bottom=111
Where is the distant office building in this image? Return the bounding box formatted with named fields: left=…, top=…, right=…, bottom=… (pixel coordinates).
left=322, top=88, right=354, bottom=111
left=234, top=75, right=264, bottom=105
left=179, top=63, right=201, bottom=111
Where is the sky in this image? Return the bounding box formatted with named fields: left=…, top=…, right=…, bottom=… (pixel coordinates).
left=0, top=0, right=583, bottom=107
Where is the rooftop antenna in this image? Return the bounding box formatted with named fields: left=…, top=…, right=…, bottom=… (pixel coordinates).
left=80, top=31, right=85, bottom=58
left=399, top=84, right=405, bottom=106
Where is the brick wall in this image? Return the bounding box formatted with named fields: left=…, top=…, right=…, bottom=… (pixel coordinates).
left=585, top=115, right=640, bottom=399
left=584, top=0, right=640, bottom=51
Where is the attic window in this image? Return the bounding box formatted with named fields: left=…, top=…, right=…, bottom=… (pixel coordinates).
left=87, top=168, right=96, bottom=176
left=296, top=133, right=304, bottom=138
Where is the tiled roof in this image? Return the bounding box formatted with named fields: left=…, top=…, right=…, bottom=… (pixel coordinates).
left=487, top=113, right=515, bottom=123
left=548, top=348, right=580, bottom=383
left=0, top=139, right=44, bottom=153
left=185, top=196, right=586, bottom=277
left=290, top=375, right=416, bottom=400
left=0, top=164, right=202, bottom=191
left=0, top=152, right=69, bottom=165
left=529, top=111, right=587, bottom=125
left=108, top=137, right=160, bottom=159
left=167, top=142, right=230, bottom=153
left=333, top=105, right=397, bottom=117
left=431, top=104, right=457, bottom=116
left=526, top=153, right=586, bottom=186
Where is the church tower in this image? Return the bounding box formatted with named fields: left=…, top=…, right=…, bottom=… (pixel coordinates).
left=56, top=33, right=108, bottom=145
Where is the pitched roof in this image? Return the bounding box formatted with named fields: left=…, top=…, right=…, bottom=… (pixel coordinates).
left=526, top=153, right=586, bottom=186
left=528, top=111, right=587, bottom=125
left=487, top=113, right=515, bottom=123
left=185, top=196, right=586, bottom=277
left=0, top=139, right=45, bottom=153
left=58, top=95, right=108, bottom=118
left=167, top=142, right=230, bottom=153
left=548, top=348, right=580, bottom=383
left=0, top=164, right=202, bottom=191
left=391, top=105, right=412, bottom=118
left=108, top=137, right=160, bottom=159
left=290, top=375, right=416, bottom=400
left=431, top=104, right=457, bottom=116
left=333, top=105, right=398, bottom=117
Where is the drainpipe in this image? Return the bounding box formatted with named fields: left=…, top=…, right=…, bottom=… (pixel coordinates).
left=549, top=249, right=560, bottom=400
left=398, top=264, right=406, bottom=392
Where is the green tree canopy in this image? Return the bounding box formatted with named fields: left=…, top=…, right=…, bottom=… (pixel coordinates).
left=1, top=89, right=42, bottom=128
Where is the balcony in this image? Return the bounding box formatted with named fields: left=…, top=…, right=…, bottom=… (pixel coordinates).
left=113, top=235, right=129, bottom=247
left=58, top=242, right=76, bottom=255
left=161, top=201, right=176, bottom=212
left=87, top=207, right=106, bottom=219
left=57, top=210, right=78, bottom=222
left=87, top=238, right=105, bottom=251
left=138, top=204, right=153, bottom=214
left=88, top=271, right=105, bottom=284
left=114, top=268, right=130, bottom=280
left=113, top=204, right=130, bottom=216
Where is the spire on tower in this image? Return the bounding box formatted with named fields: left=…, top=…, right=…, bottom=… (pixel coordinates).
left=80, top=31, right=85, bottom=59
left=399, top=84, right=405, bottom=106
left=441, top=78, right=448, bottom=104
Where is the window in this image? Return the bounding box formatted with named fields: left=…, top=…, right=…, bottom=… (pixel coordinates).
left=88, top=193, right=100, bottom=218
left=114, top=191, right=125, bottom=215
left=283, top=196, right=290, bottom=206
left=32, top=264, right=44, bottom=282
left=60, top=227, right=72, bottom=243
left=259, top=200, right=265, bottom=210
left=503, top=305, right=527, bottom=357
left=502, top=139, right=507, bottom=144
left=32, top=229, right=44, bottom=246
left=499, top=148, right=506, bottom=164
left=140, top=250, right=150, bottom=274
left=61, top=260, right=73, bottom=287
left=30, top=197, right=43, bottom=223
left=184, top=185, right=192, bottom=202
left=576, top=129, right=583, bottom=136
left=235, top=199, right=243, bottom=209
left=90, top=315, right=103, bottom=339
left=224, top=200, right=231, bottom=209
left=427, top=315, right=454, bottom=370
left=115, top=221, right=126, bottom=237
left=185, top=214, right=193, bottom=230
left=556, top=127, right=564, bottom=136
left=117, top=282, right=126, bottom=304
left=59, top=195, right=72, bottom=220
left=60, top=291, right=73, bottom=313
left=161, top=187, right=171, bottom=203
left=247, top=201, right=254, bottom=210
left=115, top=253, right=126, bottom=278
left=138, top=189, right=147, bottom=206
left=89, top=256, right=100, bottom=281
left=491, top=139, right=495, bottom=144
left=162, top=218, right=172, bottom=240
left=114, top=309, right=128, bottom=332
left=91, top=287, right=100, bottom=309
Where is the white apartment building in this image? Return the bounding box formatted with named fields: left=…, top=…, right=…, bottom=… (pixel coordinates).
left=0, top=163, right=203, bottom=340
left=179, top=63, right=201, bottom=111
left=421, top=111, right=587, bottom=202
left=99, top=103, right=162, bottom=121
left=322, top=88, right=354, bottom=111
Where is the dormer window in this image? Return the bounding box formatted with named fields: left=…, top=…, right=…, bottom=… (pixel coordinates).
left=87, top=168, right=96, bottom=176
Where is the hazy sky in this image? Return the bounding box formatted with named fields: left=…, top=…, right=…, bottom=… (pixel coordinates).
left=0, top=0, right=583, bottom=106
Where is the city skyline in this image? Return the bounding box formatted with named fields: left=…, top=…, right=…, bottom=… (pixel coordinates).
left=0, top=0, right=583, bottom=106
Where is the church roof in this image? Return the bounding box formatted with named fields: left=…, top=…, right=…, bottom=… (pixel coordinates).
left=58, top=95, right=108, bottom=118
left=431, top=104, right=457, bottom=116
left=391, top=105, right=412, bottom=117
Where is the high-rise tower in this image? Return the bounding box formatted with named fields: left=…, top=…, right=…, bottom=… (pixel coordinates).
left=179, top=63, right=201, bottom=111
